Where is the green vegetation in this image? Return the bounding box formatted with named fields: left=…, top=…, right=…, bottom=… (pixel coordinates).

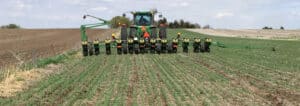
left=22, top=51, right=76, bottom=69
left=168, top=19, right=201, bottom=28
left=263, top=26, right=286, bottom=30
left=35, top=54, right=68, bottom=68
left=0, top=29, right=299, bottom=105
left=110, top=16, right=131, bottom=28
left=1, top=24, right=21, bottom=29
left=0, top=50, right=76, bottom=81
left=262, top=26, right=273, bottom=30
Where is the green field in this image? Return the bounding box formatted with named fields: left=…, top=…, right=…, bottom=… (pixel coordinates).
left=1, top=29, right=299, bottom=105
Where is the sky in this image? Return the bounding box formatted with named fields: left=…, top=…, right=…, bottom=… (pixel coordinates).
left=0, top=0, right=299, bottom=29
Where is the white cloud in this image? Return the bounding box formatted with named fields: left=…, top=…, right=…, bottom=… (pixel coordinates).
left=180, top=2, right=189, bottom=7
left=63, top=0, right=88, bottom=6
left=32, top=15, right=80, bottom=22
left=89, top=7, right=108, bottom=11
left=12, top=0, right=32, bottom=10
left=102, top=0, right=114, bottom=2
left=170, top=2, right=190, bottom=7
left=291, top=11, right=300, bottom=16
left=6, top=0, right=32, bottom=17
left=215, top=12, right=234, bottom=19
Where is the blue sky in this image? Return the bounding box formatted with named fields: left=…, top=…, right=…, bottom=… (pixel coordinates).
left=0, top=0, right=299, bottom=29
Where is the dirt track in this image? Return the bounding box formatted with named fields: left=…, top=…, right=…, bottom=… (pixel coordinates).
left=0, top=29, right=117, bottom=68
left=186, top=29, right=300, bottom=40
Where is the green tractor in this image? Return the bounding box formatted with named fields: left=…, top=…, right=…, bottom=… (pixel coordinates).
left=80, top=10, right=212, bottom=56
left=122, top=10, right=168, bottom=54
left=80, top=10, right=168, bottom=55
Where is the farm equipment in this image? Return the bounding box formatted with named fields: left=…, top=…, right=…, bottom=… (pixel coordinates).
left=161, top=39, right=168, bottom=53
left=193, top=38, right=201, bottom=53
left=150, top=39, right=156, bottom=53
left=80, top=10, right=212, bottom=56
left=156, top=38, right=162, bottom=54
left=172, top=39, right=179, bottom=53
left=128, top=39, right=134, bottom=54
left=80, top=15, right=109, bottom=56
left=105, top=39, right=111, bottom=55
left=201, top=38, right=212, bottom=52
left=182, top=38, right=190, bottom=53
left=93, top=40, right=100, bottom=55
left=116, top=39, right=122, bottom=54
left=139, top=39, right=146, bottom=54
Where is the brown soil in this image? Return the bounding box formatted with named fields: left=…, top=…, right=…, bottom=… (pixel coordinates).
left=186, top=29, right=300, bottom=40
left=0, top=29, right=117, bottom=68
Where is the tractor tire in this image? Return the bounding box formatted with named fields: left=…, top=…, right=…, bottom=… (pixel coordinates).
left=150, top=27, right=157, bottom=39
left=159, top=26, right=167, bottom=39
left=82, top=45, right=88, bottom=56
left=122, top=43, right=128, bottom=54
left=121, top=26, right=128, bottom=41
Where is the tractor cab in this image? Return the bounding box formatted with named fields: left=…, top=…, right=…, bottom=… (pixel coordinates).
left=128, top=11, right=162, bottom=40
left=133, top=12, right=153, bottom=26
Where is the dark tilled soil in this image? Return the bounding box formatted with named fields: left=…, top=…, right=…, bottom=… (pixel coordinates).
left=0, top=29, right=117, bottom=68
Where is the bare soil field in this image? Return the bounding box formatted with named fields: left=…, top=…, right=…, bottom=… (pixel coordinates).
left=186, top=29, right=300, bottom=40
left=0, top=29, right=117, bottom=68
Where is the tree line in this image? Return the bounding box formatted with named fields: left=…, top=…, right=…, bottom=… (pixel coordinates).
left=1, top=24, right=21, bottom=29
left=262, top=26, right=285, bottom=30
left=159, top=18, right=201, bottom=28
left=109, top=16, right=207, bottom=29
